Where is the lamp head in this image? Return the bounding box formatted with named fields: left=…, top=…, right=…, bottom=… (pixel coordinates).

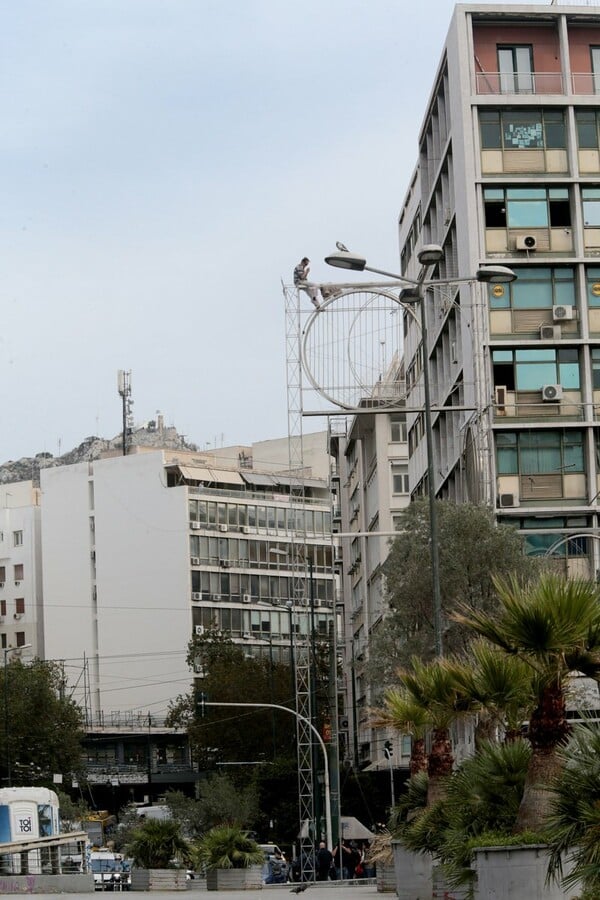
left=417, top=244, right=444, bottom=266
left=324, top=250, right=367, bottom=271
left=476, top=265, right=517, bottom=284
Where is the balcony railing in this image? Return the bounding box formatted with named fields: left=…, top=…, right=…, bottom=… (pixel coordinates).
left=571, top=73, right=600, bottom=94
left=475, top=71, right=565, bottom=95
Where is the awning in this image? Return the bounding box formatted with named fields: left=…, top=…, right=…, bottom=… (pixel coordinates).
left=178, top=466, right=213, bottom=482
left=242, top=473, right=277, bottom=487
left=270, top=474, right=326, bottom=490
left=208, top=468, right=244, bottom=485
left=298, top=816, right=374, bottom=841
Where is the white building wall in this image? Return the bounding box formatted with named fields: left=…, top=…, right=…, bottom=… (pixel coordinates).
left=41, top=453, right=191, bottom=719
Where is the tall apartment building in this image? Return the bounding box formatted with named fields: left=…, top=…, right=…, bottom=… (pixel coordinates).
left=0, top=483, right=42, bottom=656
left=329, top=399, right=411, bottom=770
left=399, top=2, right=600, bottom=577
left=40, top=437, right=333, bottom=721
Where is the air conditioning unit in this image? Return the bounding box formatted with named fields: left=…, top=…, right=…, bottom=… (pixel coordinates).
left=540, top=324, right=561, bottom=340
left=14, top=581, right=21, bottom=587
left=553, top=305, right=574, bottom=321
left=13, top=613, right=22, bottom=620
left=219, top=524, right=228, bottom=533
left=516, top=234, right=537, bottom=250
left=191, top=592, right=202, bottom=601
left=220, top=560, right=232, bottom=568
left=494, top=385, right=507, bottom=413
left=195, top=625, right=205, bottom=636
left=241, top=526, right=251, bottom=534
left=242, top=594, right=251, bottom=603
left=0, top=583, right=4, bottom=589
left=213, top=594, right=222, bottom=601
left=542, top=383, right=563, bottom=402
left=242, top=632, right=251, bottom=640
left=499, top=492, right=519, bottom=508
left=271, top=598, right=280, bottom=606
left=190, top=557, right=200, bottom=566
left=191, top=522, right=201, bottom=530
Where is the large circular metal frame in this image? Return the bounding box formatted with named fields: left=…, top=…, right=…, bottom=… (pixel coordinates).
left=301, top=287, right=419, bottom=410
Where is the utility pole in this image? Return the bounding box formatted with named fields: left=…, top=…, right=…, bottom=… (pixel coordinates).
left=117, top=370, right=133, bottom=456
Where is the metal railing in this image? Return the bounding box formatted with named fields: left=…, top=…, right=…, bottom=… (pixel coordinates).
left=475, top=71, right=564, bottom=95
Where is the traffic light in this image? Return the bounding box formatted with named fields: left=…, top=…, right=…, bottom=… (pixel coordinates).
left=383, top=740, right=393, bottom=760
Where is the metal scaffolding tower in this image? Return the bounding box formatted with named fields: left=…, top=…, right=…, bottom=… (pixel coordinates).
left=283, top=282, right=316, bottom=872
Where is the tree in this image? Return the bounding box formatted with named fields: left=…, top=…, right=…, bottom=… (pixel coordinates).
left=166, top=629, right=296, bottom=767
left=0, top=658, right=84, bottom=786
left=371, top=500, right=541, bottom=679
left=454, top=573, right=600, bottom=832
left=128, top=818, right=190, bottom=869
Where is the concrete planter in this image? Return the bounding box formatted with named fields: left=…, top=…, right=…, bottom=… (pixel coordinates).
left=375, top=862, right=396, bottom=892
left=471, top=844, right=581, bottom=900
left=432, top=865, right=469, bottom=899
left=205, top=866, right=263, bottom=891
left=130, top=868, right=188, bottom=891
left=391, top=841, right=433, bottom=900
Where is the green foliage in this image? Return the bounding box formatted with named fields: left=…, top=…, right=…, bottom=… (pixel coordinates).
left=167, top=629, right=296, bottom=766
left=371, top=500, right=540, bottom=681
left=546, top=725, right=600, bottom=894
left=393, top=741, right=531, bottom=889
left=196, top=824, right=264, bottom=871
left=196, top=773, right=259, bottom=830
left=56, top=791, right=90, bottom=832
left=128, top=818, right=190, bottom=869
left=0, top=659, right=85, bottom=786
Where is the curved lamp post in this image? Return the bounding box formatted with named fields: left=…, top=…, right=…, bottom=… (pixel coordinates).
left=325, top=245, right=516, bottom=656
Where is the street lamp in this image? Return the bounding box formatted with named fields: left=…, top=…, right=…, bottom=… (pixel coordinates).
left=3, top=643, right=32, bottom=786
left=326, top=245, right=516, bottom=656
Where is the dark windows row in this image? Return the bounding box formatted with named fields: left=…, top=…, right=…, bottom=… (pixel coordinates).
left=480, top=108, right=600, bottom=155
left=496, top=430, right=584, bottom=475
left=191, top=570, right=334, bottom=603
left=484, top=186, right=600, bottom=230
left=489, top=265, right=600, bottom=310
left=188, top=499, right=331, bottom=535
left=189, top=536, right=332, bottom=572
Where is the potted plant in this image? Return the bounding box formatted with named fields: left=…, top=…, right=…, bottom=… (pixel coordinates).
left=197, top=824, right=265, bottom=891
left=364, top=830, right=395, bottom=892
left=128, top=818, right=191, bottom=891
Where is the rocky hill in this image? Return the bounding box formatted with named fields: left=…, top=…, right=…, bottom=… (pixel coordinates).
left=0, top=420, right=198, bottom=487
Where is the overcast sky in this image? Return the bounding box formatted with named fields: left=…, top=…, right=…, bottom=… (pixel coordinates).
left=0, top=0, right=548, bottom=462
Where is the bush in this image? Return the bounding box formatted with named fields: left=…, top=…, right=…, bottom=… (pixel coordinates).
left=128, top=819, right=190, bottom=869
left=196, top=824, right=264, bottom=871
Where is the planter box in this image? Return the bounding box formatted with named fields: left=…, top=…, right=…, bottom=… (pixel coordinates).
left=432, top=864, right=469, bottom=899
left=472, top=844, right=581, bottom=900
left=206, top=866, right=263, bottom=891
left=391, top=841, right=433, bottom=900
left=131, top=868, right=188, bottom=891
left=375, top=862, right=396, bottom=893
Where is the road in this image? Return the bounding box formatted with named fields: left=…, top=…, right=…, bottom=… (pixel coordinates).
left=15, top=881, right=379, bottom=900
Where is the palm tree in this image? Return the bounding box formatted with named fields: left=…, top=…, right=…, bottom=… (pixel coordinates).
left=454, top=573, right=600, bottom=832
left=375, top=657, right=467, bottom=805
left=451, top=639, right=534, bottom=745
left=371, top=691, right=428, bottom=777
left=128, top=818, right=190, bottom=870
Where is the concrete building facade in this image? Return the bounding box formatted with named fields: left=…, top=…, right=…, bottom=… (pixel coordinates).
left=399, top=2, right=600, bottom=577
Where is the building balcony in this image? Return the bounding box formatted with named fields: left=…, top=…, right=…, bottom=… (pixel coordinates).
left=475, top=71, right=564, bottom=95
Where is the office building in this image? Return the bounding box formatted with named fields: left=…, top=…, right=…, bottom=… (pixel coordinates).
left=399, top=2, right=600, bottom=576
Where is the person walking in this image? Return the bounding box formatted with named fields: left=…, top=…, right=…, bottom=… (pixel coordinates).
left=315, top=841, right=333, bottom=881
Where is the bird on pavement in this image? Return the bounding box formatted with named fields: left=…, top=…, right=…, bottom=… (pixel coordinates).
left=290, top=884, right=309, bottom=893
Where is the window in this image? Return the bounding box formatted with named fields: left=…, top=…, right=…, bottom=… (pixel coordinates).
left=592, top=46, right=600, bottom=93
left=15, top=632, right=26, bottom=647
left=484, top=187, right=570, bottom=229
left=12, top=531, right=23, bottom=547
left=492, top=348, right=579, bottom=391
left=496, top=430, right=584, bottom=475
left=576, top=110, right=600, bottom=150
left=480, top=109, right=565, bottom=150
left=390, top=413, right=407, bottom=443
left=13, top=564, right=24, bottom=582
left=498, top=45, right=534, bottom=93
left=1, top=635, right=6, bottom=650
left=489, top=267, right=574, bottom=310
left=392, top=466, right=409, bottom=495
left=0, top=567, right=4, bottom=583
left=582, top=188, right=600, bottom=227
left=0, top=600, right=5, bottom=616
left=521, top=516, right=590, bottom=557
left=15, top=598, right=24, bottom=615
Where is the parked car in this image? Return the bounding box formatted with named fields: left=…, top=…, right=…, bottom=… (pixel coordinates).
left=90, top=850, right=131, bottom=891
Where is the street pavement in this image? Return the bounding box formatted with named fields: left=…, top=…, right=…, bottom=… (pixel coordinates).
left=19, top=880, right=379, bottom=900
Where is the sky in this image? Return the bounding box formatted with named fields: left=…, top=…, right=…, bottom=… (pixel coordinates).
left=0, top=0, right=549, bottom=462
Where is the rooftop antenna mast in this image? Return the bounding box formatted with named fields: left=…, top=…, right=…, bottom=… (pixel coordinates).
left=117, top=370, right=134, bottom=456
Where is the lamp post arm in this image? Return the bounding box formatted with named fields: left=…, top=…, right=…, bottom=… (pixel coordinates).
left=204, top=701, right=332, bottom=850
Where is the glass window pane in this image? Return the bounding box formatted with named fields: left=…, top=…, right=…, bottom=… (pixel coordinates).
left=507, top=199, right=548, bottom=228
left=554, top=282, right=575, bottom=306
left=512, top=281, right=552, bottom=308
left=583, top=199, right=600, bottom=227
left=576, top=111, right=598, bottom=149
left=480, top=111, right=501, bottom=149
left=558, top=362, right=580, bottom=389
left=506, top=188, right=547, bottom=199
left=516, top=362, right=557, bottom=390
left=544, top=112, right=566, bottom=149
